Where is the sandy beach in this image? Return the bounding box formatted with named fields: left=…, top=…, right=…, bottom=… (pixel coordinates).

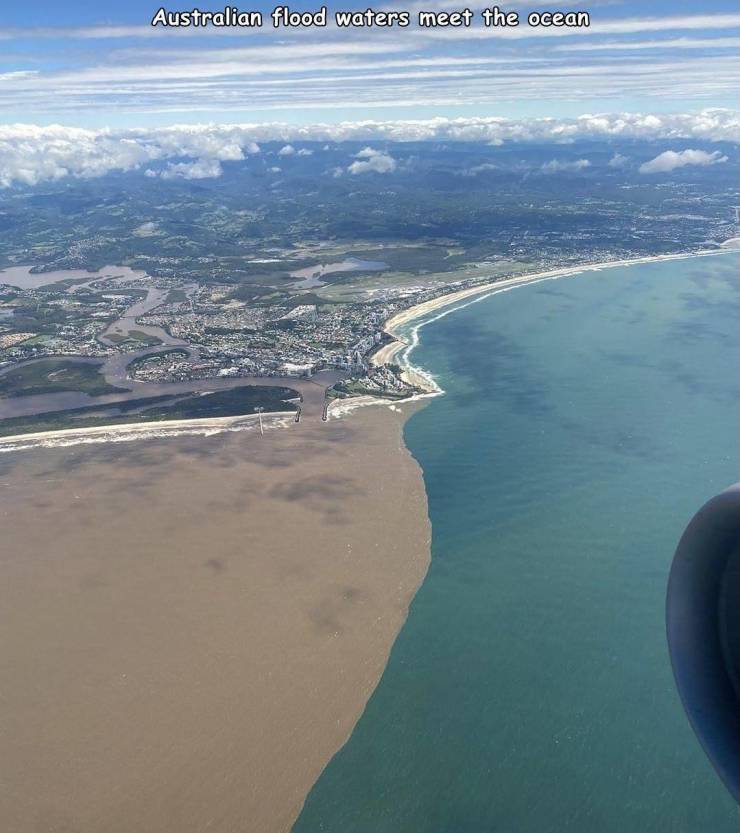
left=0, top=245, right=733, bottom=833
left=0, top=250, right=730, bottom=450
left=0, top=404, right=431, bottom=833
left=371, top=248, right=733, bottom=379
left=0, top=411, right=297, bottom=453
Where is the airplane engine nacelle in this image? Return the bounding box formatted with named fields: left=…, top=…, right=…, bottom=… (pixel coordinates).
left=667, top=484, right=740, bottom=803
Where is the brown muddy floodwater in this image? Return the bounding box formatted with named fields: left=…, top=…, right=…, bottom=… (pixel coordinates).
left=0, top=406, right=430, bottom=833
left=0, top=265, right=148, bottom=291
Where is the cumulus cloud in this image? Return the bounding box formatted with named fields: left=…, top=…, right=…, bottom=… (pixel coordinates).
left=158, top=158, right=224, bottom=180
left=141, top=125, right=259, bottom=162
left=462, top=162, right=499, bottom=177
left=0, top=124, right=153, bottom=187
left=541, top=158, right=591, bottom=173
left=347, top=147, right=397, bottom=175
left=0, top=110, right=737, bottom=188
left=278, top=145, right=314, bottom=157
left=639, top=148, right=728, bottom=174
left=0, top=123, right=259, bottom=187
left=608, top=152, right=629, bottom=168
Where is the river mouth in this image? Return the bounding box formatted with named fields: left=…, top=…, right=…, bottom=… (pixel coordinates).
left=0, top=405, right=431, bottom=833
left=1, top=265, right=350, bottom=429
left=292, top=252, right=740, bottom=833
left=0, top=368, right=344, bottom=429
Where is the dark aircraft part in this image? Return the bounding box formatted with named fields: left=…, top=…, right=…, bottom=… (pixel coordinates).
left=667, top=484, right=740, bottom=803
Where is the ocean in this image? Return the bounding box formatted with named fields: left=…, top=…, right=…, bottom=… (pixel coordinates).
left=293, top=252, right=740, bottom=832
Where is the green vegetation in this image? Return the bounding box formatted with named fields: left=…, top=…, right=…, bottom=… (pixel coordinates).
left=0, top=359, right=128, bottom=398
left=330, top=378, right=408, bottom=400
left=204, top=325, right=258, bottom=335
left=165, top=288, right=188, bottom=303
left=126, top=347, right=189, bottom=371
left=0, top=385, right=299, bottom=437
left=0, top=140, right=735, bottom=283
left=105, top=329, right=163, bottom=347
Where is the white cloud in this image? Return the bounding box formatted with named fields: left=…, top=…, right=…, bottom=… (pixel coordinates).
left=639, top=148, right=728, bottom=174
left=462, top=162, right=499, bottom=176
left=0, top=70, right=38, bottom=81
left=3, top=11, right=738, bottom=41
left=0, top=45, right=735, bottom=119
left=0, top=123, right=259, bottom=187
left=0, top=11, right=736, bottom=124
left=541, top=158, right=591, bottom=173
left=560, top=36, right=740, bottom=52
left=0, top=124, right=155, bottom=187
left=0, top=111, right=737, bottom=188
left=608, top=152, right=629, bottom=168
left=347, top=147, right=397, bottom=175
left=142, top=125, right=259, bottom=161
left=0, top=24, right=157, bottom=41
left=420, top=12, right=740, bottom=41
left=276, top=145, right=315, bottom=157
left=159, top=158, right=224, bottom=180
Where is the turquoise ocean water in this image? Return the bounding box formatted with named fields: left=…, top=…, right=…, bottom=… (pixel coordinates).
left=294, top=253, right=740, bottom=833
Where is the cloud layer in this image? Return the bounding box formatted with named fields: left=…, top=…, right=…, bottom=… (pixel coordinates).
left=638, top=147, right=728, bottom=173
left=0, top=109, right=736, bottom=188
left=0, top=9, right=736, bottom=127
left=0, top=123, right=260, bottom=187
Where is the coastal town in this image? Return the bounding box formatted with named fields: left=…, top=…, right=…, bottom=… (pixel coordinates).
left=0, top=252, right=514, bottom=400
left=2, top=129, right=737, bottom=420
left=1, top=243, right=736, bottom=413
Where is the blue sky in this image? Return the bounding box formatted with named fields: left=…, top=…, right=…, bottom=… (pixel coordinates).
left=1, top=0, right=739, bottom=126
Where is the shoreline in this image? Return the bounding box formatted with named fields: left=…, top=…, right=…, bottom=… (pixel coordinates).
left=371, top=248, right=736, bottom=391
left=3, top=247, right=737, bottom=830
left=1, top=248, right=734, bottom=449
left=0, top=410, right=296, bottom=451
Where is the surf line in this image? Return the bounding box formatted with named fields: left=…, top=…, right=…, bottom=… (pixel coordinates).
left=390, top=249, right=737, bottom=396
